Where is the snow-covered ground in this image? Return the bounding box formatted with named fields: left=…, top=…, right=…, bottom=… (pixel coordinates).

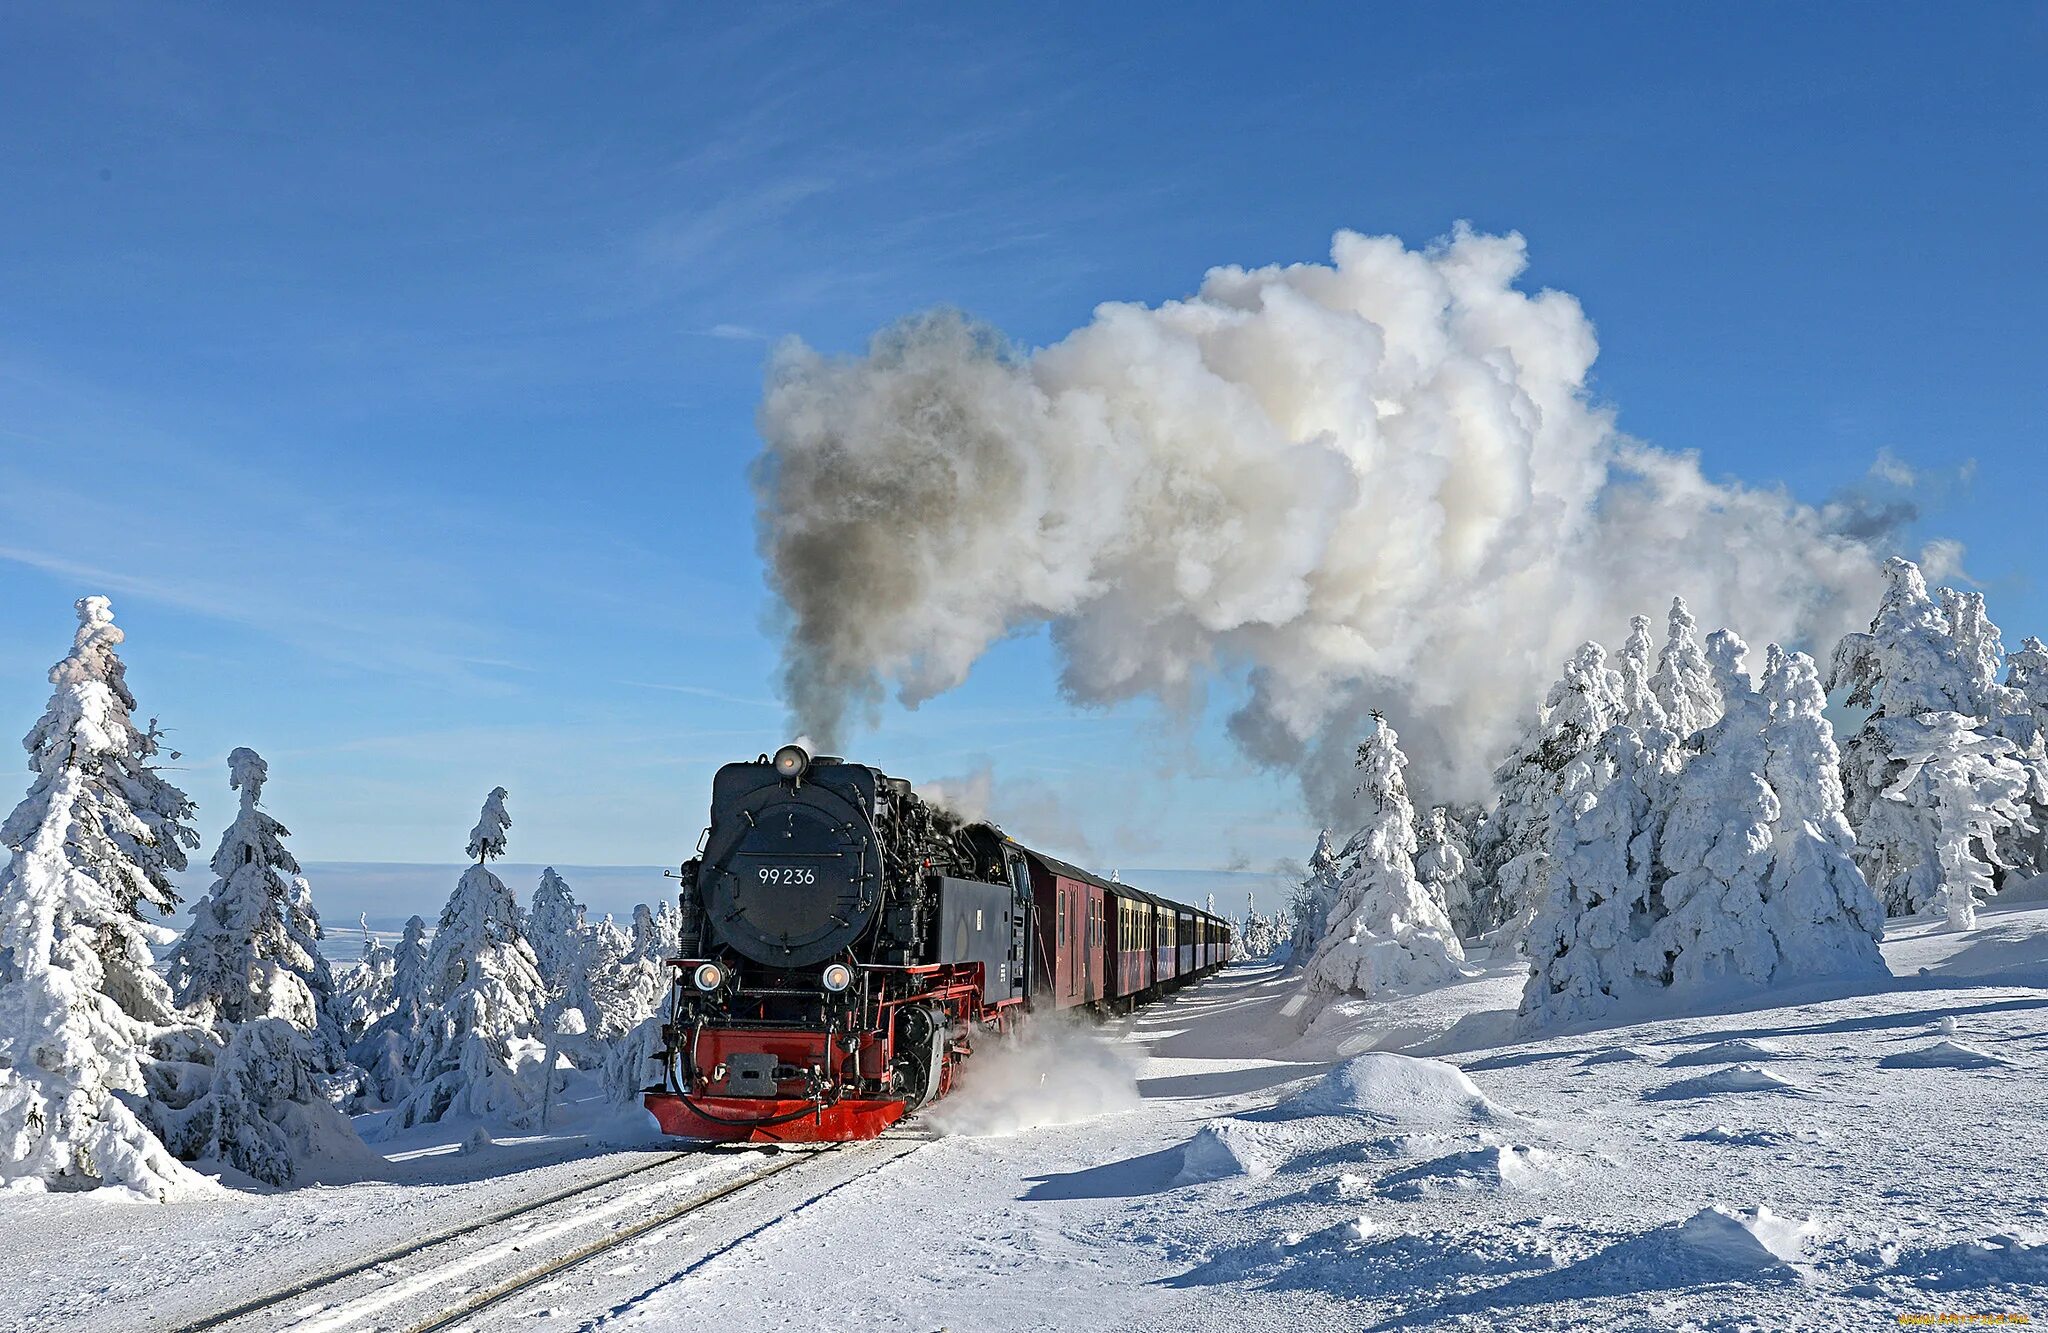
left=608, top=897, right=2047, bottom=1331
left=7, top=897, right=2045, bottom=1332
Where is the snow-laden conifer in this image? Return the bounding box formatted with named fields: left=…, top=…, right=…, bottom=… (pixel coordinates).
left=1520, top=640, right=1885, bottom=1033
left=1998, top=642, right=2048, bottom=765
left=1520, top=724, right=1669, bottom=1028
left=605, top=905, right=672, bottom=1032
left=1474, top=642, right=1626, bottom=942
left=1650, top=596, right=1720, bottom=741
left=149, top=749, right=367, bottom=1183
left=527, top=867, right=587, bottom=999
left=1939, top=590, right=2048, bottom=874
left=1648, top=631, right=1782, bottom=988
left=167, top=751, right=333, bottom=1034
left=630, top=901, right=682, bottom=963
left=577, top=913, right=650, bottom=1039
left=1758, top=649, right=1887, bottom=972
left=602, top=1014, right=665, bottom=1107
left=1616, top=613, right=1669, bottom=732
left=1415, top=806, right=1479, bottom=939
left=389, top=790, right=546, bottom=1129
left=1831, top=557, right=2044, bottom=914
left=349, top=915, right=427, bottom=1102
left=2006, top=636, right=2048, bottom=745
left=524, top=869, right=614, bottom=1073
left=334, top=918, right=396, bottom=1042
left=468, top=786, right=512, bottom=861
left=1237, top=893, right=1283, bottom=958
left=1305, top=717, right=1465, bottom=998
left=1877, top=714, right=2034, bottom=929
left=1286, top=831, right=1345, bottom=956
left=145, top=1009, right=370, bottom=1187
left=0, top=597, right=204, bottom=1197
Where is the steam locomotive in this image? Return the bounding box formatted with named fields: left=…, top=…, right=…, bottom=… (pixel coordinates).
left=643, top=745, right=1232, bottom=1142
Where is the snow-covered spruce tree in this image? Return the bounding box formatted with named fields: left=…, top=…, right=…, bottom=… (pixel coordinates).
left=602, top=1013, right=666, bottom=1107
left=1286, top=832, right=1345, bottom=957
left=0, top=596, right=205, bottom=1197
left=1616, top=613, right=1669, bottom=733
left=1940, top=589, right=2048, bottom=876
left=1304, top=717, right=1465, bottom=999
left=5, top=597, right=197, bottom=1021
left=1236, top=891, right=1283, bottom=958
left=1520, top=724, right=1670, bottom=1028
left=527, top=867, right=587, bottom=999
left=1758, top=649, right=1888, bottom=968
left=1880, top=714, right=2033, bottom=930
left=629, top=900, right=683, bottom=965
left=389, top=789, right=547, bottom=1129
left=1473, top=642, right=1627, bottom=943
left=652, top=898, right=683, bottom=958
left=166, top=750, right=342, bottom=1039
left=1650, top=596, right=1720, bottom=741
left=1936, top=588, right=2029, bottom=721
left=1648, top=631, right=1791, bottom=989
left=599, top=903, right=671, bottom=1032
left=348, top=914, right=427, bottom=1102
left=334, top=918, right=396, bottom=1042
left=578, top=913, right=649, bottom=1039
left=150, top=749, right=367, bottom=1184
left=1830, top=557, right=2044, bottom=914
left=1415, top=806, right=1479, bottom=940
left=525, top=868, right=613, bottom=1077
left=2006, top=636, right=2048, bottom=749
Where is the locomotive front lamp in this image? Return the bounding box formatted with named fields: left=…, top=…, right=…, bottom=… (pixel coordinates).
left=693, top=962, right=724, bottom=991
left=821, top=962, right=853, bottom=992
left=773, top=744, right=811, bottom=780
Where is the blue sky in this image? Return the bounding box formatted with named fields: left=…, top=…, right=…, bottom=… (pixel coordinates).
left=2, top=4, right=2043, bottom=923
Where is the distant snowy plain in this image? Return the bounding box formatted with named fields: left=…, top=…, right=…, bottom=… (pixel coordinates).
left=9, top=893, right=2046, bottom=1332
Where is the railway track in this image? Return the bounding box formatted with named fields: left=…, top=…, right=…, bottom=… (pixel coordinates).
left=168, top=1137, right=922, bottom=1333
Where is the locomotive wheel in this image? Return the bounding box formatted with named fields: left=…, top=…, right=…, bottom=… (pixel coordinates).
left=892, top=1004, right=948, bottom=1112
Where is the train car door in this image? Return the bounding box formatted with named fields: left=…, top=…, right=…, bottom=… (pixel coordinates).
left=1064, top=884, right=1081, bottom=999
left=1076, top=881, right=1089, bottom=998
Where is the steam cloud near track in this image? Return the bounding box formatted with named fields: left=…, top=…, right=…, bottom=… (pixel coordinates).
left=754, top=226, right=1892, bottom=823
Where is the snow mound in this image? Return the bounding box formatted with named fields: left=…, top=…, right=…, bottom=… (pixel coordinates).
left=1675, top=1205, right=1814, bottom=1271
left=1173, top=1120, right=1288, bottom=1185
left=1645, top=1063, right=1804, bottom=1100
left=1377, top=1145, right=1565, bottom=1199
left=1579, top=1047, right=1648, bottom=1066
left=1277, top=1053, right=1514, bottom=1125
left=1878, top=1039, right=2017, bottom=1070
left=1902, top=1232, right=2048, bottom=1290
left=1681, top=1125, right=1787, bottom=1147
left=1665, top=1038, right=1789, bottom=1067
left=1166, top=1218, right=1560, bottom=1295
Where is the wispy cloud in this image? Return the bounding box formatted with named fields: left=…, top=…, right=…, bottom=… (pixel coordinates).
left=618, top=679, right=779, bottom=708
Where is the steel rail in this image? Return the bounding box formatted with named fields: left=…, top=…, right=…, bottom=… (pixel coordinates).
left=401, top=1139, right=915, bottom=1333
left=165, top=1149, right=703, bottom=1333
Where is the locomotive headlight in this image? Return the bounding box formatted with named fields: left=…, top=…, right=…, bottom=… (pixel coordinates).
left=772, top=744, right=811, bottom=780
left=821, top=962, right=853, bottom=992
left=692, top=962, right=724, bottom=992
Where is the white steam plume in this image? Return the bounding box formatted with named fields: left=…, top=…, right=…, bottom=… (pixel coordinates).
left=754, top=225, right=1886, bottom=824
